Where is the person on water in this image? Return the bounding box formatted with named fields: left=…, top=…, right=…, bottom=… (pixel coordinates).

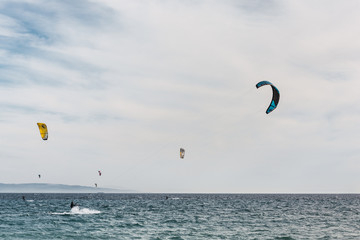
left=70, top=201, right=77, bottom=209
left=22, top=196, right=25, bottom=201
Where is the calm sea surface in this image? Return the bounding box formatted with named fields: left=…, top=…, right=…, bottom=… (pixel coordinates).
left=0, top=193, right=359, bottom=239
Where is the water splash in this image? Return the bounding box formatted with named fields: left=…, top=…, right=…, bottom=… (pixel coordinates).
left=51, top=206, right=101, bottom=215
left=71, top=206, right=101, bottom=214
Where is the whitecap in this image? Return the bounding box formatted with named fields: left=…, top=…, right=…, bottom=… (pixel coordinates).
left=71, top=206, right=101, bottom=215
left=51, top=206, right=101, bottom=215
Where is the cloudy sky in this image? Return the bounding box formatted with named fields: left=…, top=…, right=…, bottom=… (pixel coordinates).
left=0, top=0, right=359, bottom=193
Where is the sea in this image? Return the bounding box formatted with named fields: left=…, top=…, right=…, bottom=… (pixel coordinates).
left=0, top=193, right=359, bottom=239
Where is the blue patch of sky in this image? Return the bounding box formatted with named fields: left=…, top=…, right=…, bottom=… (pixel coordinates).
left=0, top=0, right=114, bottom=37
left=0, top=67, right=32, bottom=87
left=0, top=78, right=13, bottom=86
left=57, top=0, right=116, bottom=27
left=0, top=1, right=114, bottom=88
left=0, top=3, right=59, bottom=44
left=0, top=1, right=103, bottom=45
left=5, top=47, right=106, bottom=88
left=0, top=36, right=37, bottom=56
left=0, top=58, right=67, bottom=88
left=0, top=103, right=57, bottom=115
left=0, top=103, right=86, bottom=123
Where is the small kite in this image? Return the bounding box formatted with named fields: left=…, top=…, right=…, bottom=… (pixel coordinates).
left=37, top=123, right=48, bottom=140
left=256, top=81, right=280, bottom=114
left=180, top=148, right=185, bottom=159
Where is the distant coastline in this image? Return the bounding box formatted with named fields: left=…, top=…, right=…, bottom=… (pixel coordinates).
left=0, top=183, right=133, bottom=193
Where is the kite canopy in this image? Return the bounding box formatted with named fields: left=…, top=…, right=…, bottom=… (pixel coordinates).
left=180, top=148, right=185, bottom=159
left=37, top=123, right=48, bottom=140
left=256, top=81, right=280, bottom=114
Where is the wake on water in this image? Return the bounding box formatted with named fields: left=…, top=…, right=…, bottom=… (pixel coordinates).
left=51, top=206, right=101, bottom=215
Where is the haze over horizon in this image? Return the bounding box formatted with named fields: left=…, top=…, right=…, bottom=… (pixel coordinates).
left=0, top=182, right=132, bottom=193
left=0, top=0, right=360, bottom=193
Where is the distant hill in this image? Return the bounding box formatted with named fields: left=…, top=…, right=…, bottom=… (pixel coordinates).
left=0, top=183, right=133, bottom=193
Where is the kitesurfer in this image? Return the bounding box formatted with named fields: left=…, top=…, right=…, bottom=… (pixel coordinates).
left=22, top=196, right=25, bottom=201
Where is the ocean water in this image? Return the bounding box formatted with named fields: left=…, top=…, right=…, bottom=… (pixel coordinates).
left=0, top=194, right=359, bottom=239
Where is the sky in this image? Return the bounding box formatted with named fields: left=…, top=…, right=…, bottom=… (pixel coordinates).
left=0, top=0, right=360, bottom=193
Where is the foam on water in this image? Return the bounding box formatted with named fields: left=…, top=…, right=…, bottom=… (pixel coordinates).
left=51, top=206, right=101, bottom=215
left=71, top=206, right=101, bottom=214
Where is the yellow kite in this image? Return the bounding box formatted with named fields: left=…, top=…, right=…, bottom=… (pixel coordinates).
left=37, top=123, right=48, bottom=140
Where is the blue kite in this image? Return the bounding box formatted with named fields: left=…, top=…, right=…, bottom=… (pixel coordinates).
left=256, top=81, right=280, bottom=114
